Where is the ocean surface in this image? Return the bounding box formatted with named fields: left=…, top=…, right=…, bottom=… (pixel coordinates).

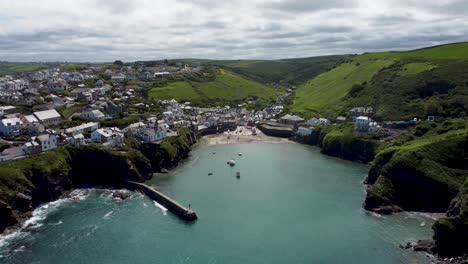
left=0, top=143, right=435, bottom=263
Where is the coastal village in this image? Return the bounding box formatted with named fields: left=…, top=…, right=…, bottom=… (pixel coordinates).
left=0, top=62, right=425, bottom=163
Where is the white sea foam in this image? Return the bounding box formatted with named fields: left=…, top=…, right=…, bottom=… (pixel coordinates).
left=0, top=188, right=135, bottom=252
left=49, top=220, right=63, bottom=226
left=22, top=198, right=70, bottom=229
left=0, top=189, right=95, bottom=252
left=0, top=231, right=27, bottom=250
left=69, top=189, right=91, bottom=201
left=103, top=211, right=113, bottom=219
left=130, top=192, right=143, bottom=200
left=153, top=201, right=168, bottom=216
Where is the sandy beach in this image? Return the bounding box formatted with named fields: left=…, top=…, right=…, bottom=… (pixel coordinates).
left=202, top=126, right=294, bottom=146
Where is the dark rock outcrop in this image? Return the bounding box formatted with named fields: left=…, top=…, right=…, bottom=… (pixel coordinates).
left=413, top=240, right=435, bottom=252
left=0, top=202, right=16, bottom=232
left=432, top=178, right=468, bottom=258
left=12, top=192, right=32, bottom=212
left=112, top=191, right=130, bottom=200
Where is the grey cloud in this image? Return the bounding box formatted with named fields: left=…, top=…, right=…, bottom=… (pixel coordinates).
left=202, top=21, right=228, bottom=29
left=0, top=0, right=467, bottom=62
left=312, top=25, right=355, bottom=33
left=264, top=0, right=358, bottom=13
left=95, top=0, right=138, bottom=14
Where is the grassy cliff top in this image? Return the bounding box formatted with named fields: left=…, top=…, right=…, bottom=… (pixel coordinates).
left=356, top=42, right=468, bottom=61
left=288, top=42, right=468, bottom=120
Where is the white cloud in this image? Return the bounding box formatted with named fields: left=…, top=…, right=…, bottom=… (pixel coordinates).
left=0, top=0, right=466, bottom=61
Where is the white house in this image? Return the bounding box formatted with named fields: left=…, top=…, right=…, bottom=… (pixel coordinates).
left=355, top=116, right=371, bottom=132
left=34, top=131, right=58, bottom=152
left=33, top=109, right=62, bottom=126
left=48, top=80, right=69, bottom=92
left=0, top=117, right=24, bottom=136
left=22, top=114, right=45, bottom=135
left=70, top=133, right=85, bottom=146
left=81, top=109, right=105, bottom=120
left=91, top=127, right=124, bottom=147
left=65, top=122, right=100, bottom=136
left=22, top=141, right=41, bottom=156
left=0, top=106, right=17, bottom=116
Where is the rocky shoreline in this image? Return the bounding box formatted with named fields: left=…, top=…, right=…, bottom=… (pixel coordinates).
left=1, top=128, right=466, bottom=261
left=0, top=129, right=196, bottom=238
left=299, top=126, right=468, bottom=260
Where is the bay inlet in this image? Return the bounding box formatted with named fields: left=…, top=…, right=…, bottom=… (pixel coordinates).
left=0, top=143, right=434, bottom=263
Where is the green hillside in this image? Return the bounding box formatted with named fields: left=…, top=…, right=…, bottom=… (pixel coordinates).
left=0, top=62, right=57, bottom=76
left=344, top=60, right=468, bottom=120
left=289, top=42, right=468, bottom=120
left=180, top=55, right=348, bottom=85
left=356, top=42, right=468, bottom=60
left=290, top=59, right=395, bottom=117
left=148, top=69, right=277, bottom=106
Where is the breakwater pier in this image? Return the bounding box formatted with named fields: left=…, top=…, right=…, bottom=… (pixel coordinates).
left=127, top=181, right=198, bottom=221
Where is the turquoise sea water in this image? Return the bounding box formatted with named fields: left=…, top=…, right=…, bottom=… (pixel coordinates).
left=0, top=143, right=434, bottom=263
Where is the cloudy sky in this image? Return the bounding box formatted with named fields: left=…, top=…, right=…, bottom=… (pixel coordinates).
left=0, top=0, right=467, bottom=62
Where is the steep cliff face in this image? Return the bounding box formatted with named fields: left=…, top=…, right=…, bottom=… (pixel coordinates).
left=0, top=130, right=195, bottom=233
left=432, top=178, right=468, bottom=257
left=137, top=128, right=194, bottom=171
left=364, top=133, right=468, bottom=212
left=309, top=125, right=378, bottom=163
left=363, top=132, right=468, bottom=257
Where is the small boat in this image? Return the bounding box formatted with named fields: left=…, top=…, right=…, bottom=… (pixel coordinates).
left=208, top=172, right=213, bottom=176
left=236, top=172, right=240, bottom=178
left=238, top=153, right=243, bottom=156
left=212, top=151, right=216, bottom=154
left=227, top=160, right=236, bottom=166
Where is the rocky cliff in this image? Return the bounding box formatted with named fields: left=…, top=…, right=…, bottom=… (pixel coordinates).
left=0, top=129, right=195, bottom=234
left=308, top=125, right=378, bottom=164
left=363, top=132, right=468, bottom=257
